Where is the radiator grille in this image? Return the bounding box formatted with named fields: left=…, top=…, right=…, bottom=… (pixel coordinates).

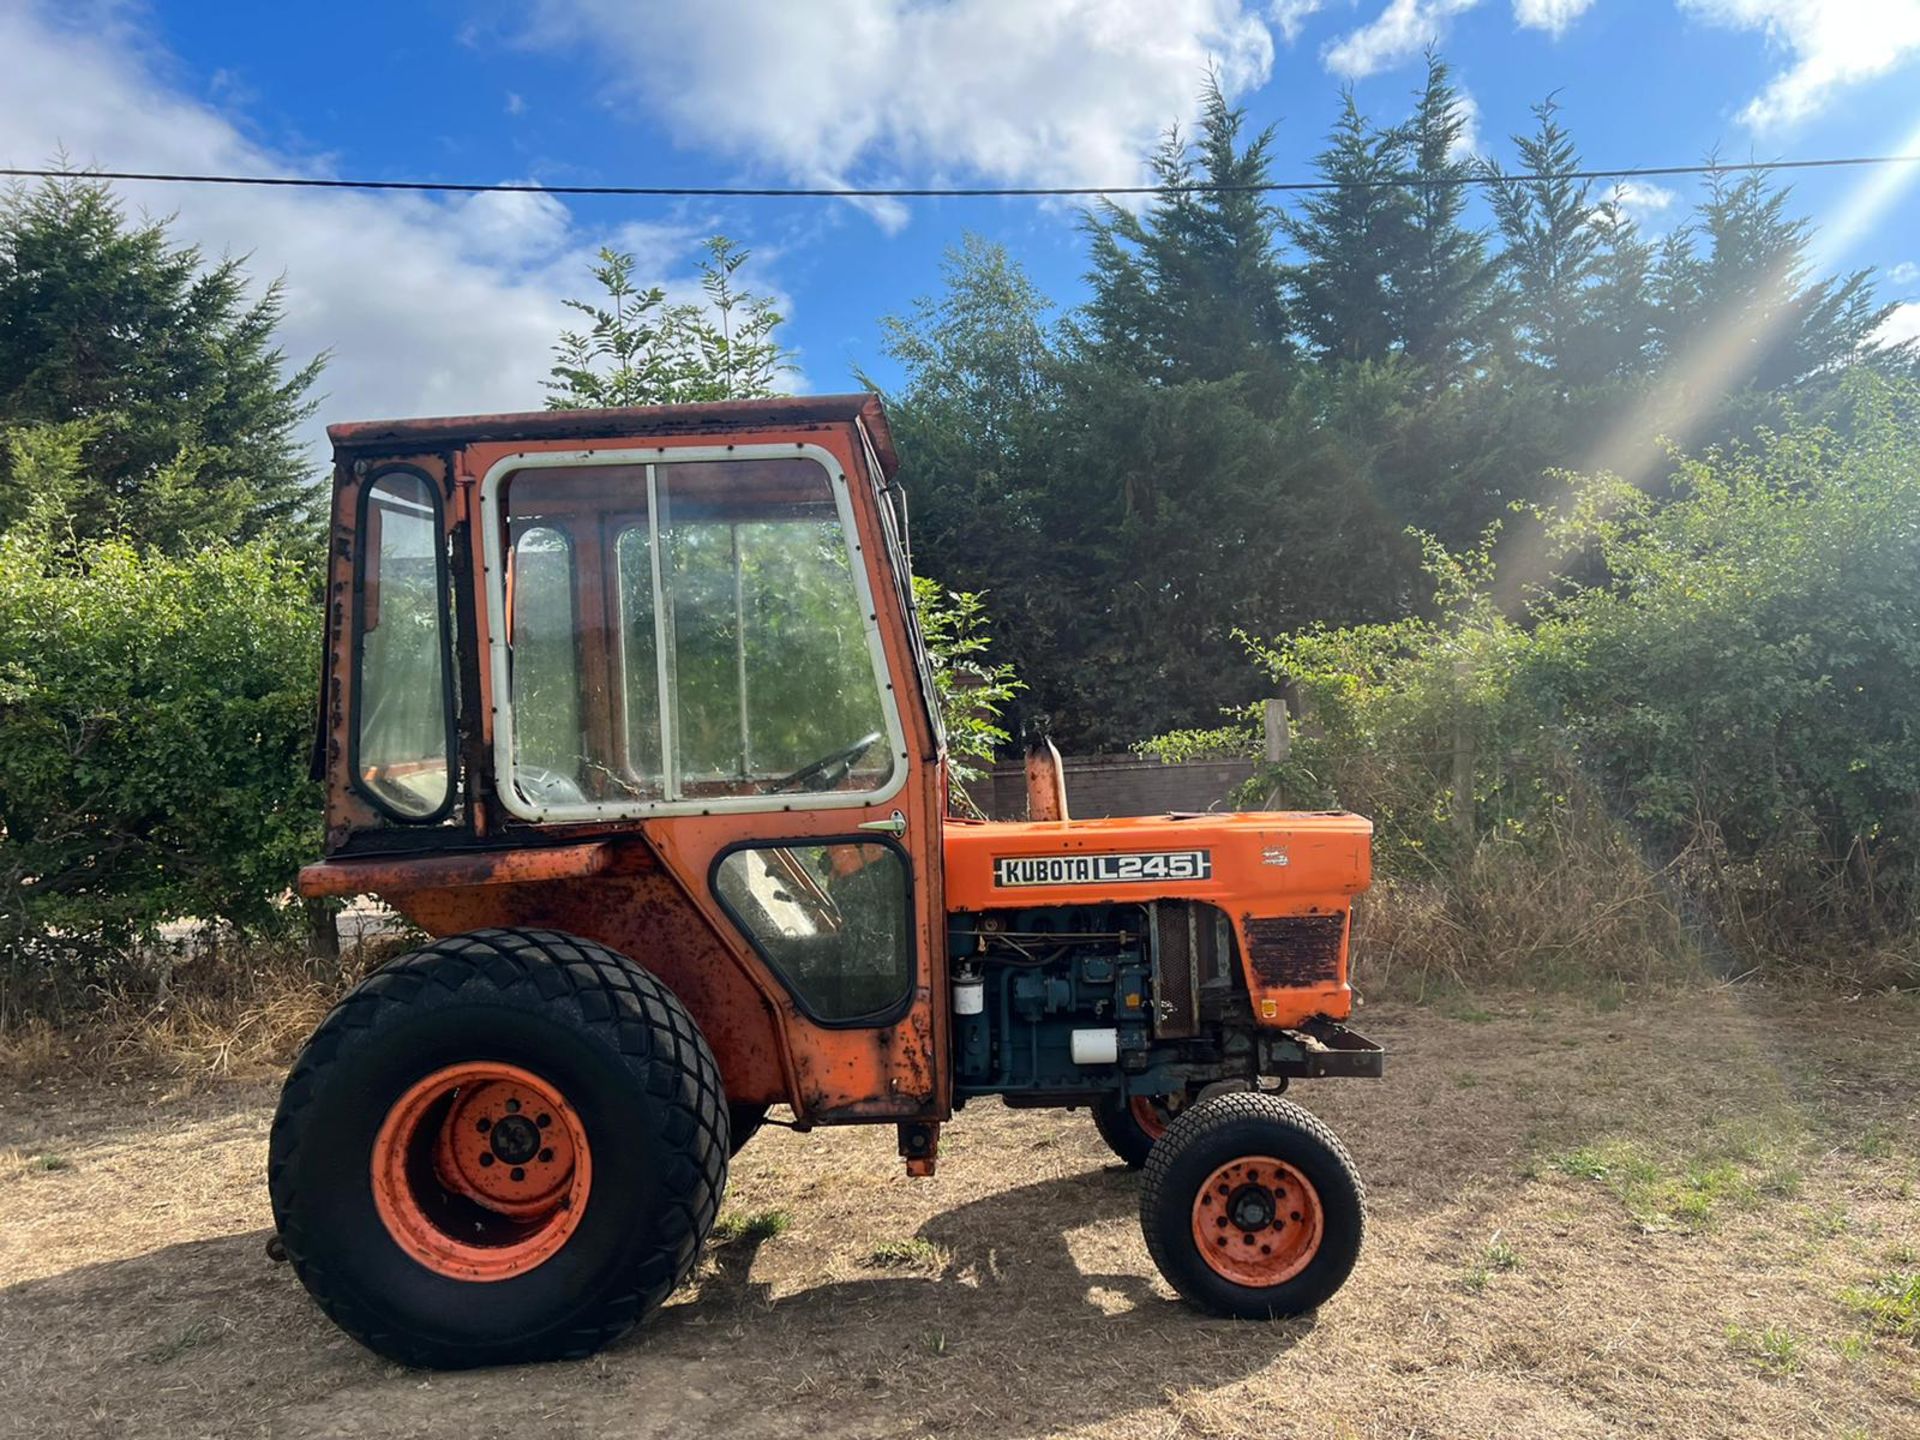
left=1151, top=903, right=1200, bottom=1038
left=1244, top=914, right=1346, bottom=989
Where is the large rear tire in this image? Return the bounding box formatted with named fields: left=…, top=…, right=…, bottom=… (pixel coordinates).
left=268, top=928, right=728, bottom=1369
left=1140, top=1091, right=1364, bottom=1319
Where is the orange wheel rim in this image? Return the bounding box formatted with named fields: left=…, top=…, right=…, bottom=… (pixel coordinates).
left=372, top=1062, right=591, bottom=1282
left=1190, top=1155, right=1324, bottom=1287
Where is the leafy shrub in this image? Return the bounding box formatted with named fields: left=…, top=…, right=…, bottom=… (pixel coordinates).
left=1134, top=725, right=1257, bottom=765
left=1191, top=376, right=1920, bottom=987
left=0, top=524, right=319, bottom=1019
left=912, top=576, right=1021, bottom=799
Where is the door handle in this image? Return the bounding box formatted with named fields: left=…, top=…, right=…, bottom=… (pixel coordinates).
left=858, top=810, right=907, bottom=836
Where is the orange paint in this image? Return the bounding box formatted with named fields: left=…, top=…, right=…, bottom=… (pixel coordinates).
left=1190, top=1154, right=1324, bottom=1286
left=372, top=1062, right=592, bottom=1282
left=297, top=841, right=625, bottom=899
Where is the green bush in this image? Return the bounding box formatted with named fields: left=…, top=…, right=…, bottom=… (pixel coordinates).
left=0, top=524, right=320, bottom=1017
left=1202, top=376, right=1920, bottom=986
left=912, top=576, right=1021, bottom=801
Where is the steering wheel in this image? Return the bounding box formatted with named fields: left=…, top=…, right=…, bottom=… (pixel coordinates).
left=770, top=732, right=884, bottom=794
left=515, top=765, right=586, bottom=807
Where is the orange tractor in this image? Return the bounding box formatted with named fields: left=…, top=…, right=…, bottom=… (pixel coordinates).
left=275, top=394, right=1381, bottom=1368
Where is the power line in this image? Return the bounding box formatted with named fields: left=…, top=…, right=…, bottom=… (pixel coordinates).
left=2, top=154, right=1919, bottom=200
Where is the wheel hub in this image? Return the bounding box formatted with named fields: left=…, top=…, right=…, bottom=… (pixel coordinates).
left=1226, top=1183, right=1277, bottom=1231
left=489, top=1113, right=541, bottom=1165
left=373, top=1062, right=592, bottom=1282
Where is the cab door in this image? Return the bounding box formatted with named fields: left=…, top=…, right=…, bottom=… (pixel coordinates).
left=472, top=424, right=946, bottom=1123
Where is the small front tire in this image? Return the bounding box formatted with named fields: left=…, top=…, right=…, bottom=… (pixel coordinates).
left=1140, top=1091, right=1365, bottom=1319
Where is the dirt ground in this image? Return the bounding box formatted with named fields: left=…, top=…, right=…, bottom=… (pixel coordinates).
left=2, top=986, right=1916, bottom=1440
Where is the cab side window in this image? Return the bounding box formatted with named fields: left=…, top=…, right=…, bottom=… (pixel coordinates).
left=508, top=524, right=584, bottom=805
left=355, top=470, right=454, bottom=820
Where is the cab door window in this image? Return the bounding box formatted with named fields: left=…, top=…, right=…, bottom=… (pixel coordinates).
left=655, top=460, right=893, bottom=798
left=507, top=524, right=584, bottom=806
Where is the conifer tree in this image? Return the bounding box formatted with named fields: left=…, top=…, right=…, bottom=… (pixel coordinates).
left=1483, top=99, right=1601, bottom=382
left=0, top=173, right=323, bottom=550
left=1080, top=74, right=1293, bottom=389
left=1387, top=52, right=1497, bottom=379
left=1287, top=92, right=1413, bottom=367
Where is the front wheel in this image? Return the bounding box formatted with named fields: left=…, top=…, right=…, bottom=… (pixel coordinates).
left=1140, top=1091, right=1365, bottom=1319
left=268, top=928, right=729, bottom=1369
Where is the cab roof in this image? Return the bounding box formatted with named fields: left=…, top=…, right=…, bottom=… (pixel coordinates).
left=326, top=392, right=897, bottom=475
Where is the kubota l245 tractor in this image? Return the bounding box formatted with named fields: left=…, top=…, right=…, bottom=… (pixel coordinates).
left=275, top=394, right=1382, bottom=1368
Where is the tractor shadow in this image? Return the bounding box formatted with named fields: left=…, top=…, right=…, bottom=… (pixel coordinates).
left=652, top=1163, right=1317, bottom=1436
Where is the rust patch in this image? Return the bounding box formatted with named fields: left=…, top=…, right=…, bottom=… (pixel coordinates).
left=297, top=842, right=624, bottom=899
left=1243, top=914, right=1346, bottom=989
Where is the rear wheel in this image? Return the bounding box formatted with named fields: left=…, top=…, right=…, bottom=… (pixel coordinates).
left=268, top=928, right=728, bottom=1369
left=1092, top=1090, right=1193, bottom=1168
left=1140, top=1091, right=1364, bottom=1319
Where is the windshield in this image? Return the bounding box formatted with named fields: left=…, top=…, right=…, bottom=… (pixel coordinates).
left=493, top=451, right=900, bottom=817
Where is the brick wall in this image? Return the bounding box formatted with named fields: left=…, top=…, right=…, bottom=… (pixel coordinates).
left=974, top=753, right=1257, bottom=821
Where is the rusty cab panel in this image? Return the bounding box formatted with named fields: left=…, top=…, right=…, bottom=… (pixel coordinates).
left=301, top=396, right=949, bottom=1126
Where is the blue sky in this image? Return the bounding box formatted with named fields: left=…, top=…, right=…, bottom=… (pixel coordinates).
left=4, top=1, right=1919, bottom=463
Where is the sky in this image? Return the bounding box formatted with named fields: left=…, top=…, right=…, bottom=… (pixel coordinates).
left=4, top=0, right=1920, bottom=467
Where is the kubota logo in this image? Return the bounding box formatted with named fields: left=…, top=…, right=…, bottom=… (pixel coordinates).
left=993, top=850, right=1213, bottom=887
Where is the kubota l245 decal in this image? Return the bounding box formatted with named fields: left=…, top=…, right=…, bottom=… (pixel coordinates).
left=993, top=850, right=1213, bottom=887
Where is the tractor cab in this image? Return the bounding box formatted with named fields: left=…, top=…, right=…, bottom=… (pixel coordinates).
left=305, top=396, right=952, bottom=1125
left=280, top=394, right=1382, bottom=1372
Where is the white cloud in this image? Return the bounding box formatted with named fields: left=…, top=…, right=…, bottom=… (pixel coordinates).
left=1272, top=0, right=1325, bottom=43
left=505, top=91, right=527, bottom=117
left=1323, top=0, right=1481, bottom=79
left=1609, top=180, right=1679, bottom=220
left=1448, top=90, right=1484, bottom=161
left=0, top=4, right=777, bottom=470
left=1680, top=0, right=1920, bottom=128
left=1513, top=0, right=1596, bottom=36
left=455, top=187, right=574, bottom=266
left=534, top=0, right=1276, bottom=230
left=1889, top=260, right=1920, bottom=286
left=1877, top=302, right=1920, bottom=347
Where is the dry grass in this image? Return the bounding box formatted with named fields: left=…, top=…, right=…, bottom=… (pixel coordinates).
left=0, top=930, right=427, bottom=1086
left=0, top=967, right=337, bottom=1086
left=1352, top=816, right=1708, bottom=1002
left=2, top=983, right=1917, bottom=1439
